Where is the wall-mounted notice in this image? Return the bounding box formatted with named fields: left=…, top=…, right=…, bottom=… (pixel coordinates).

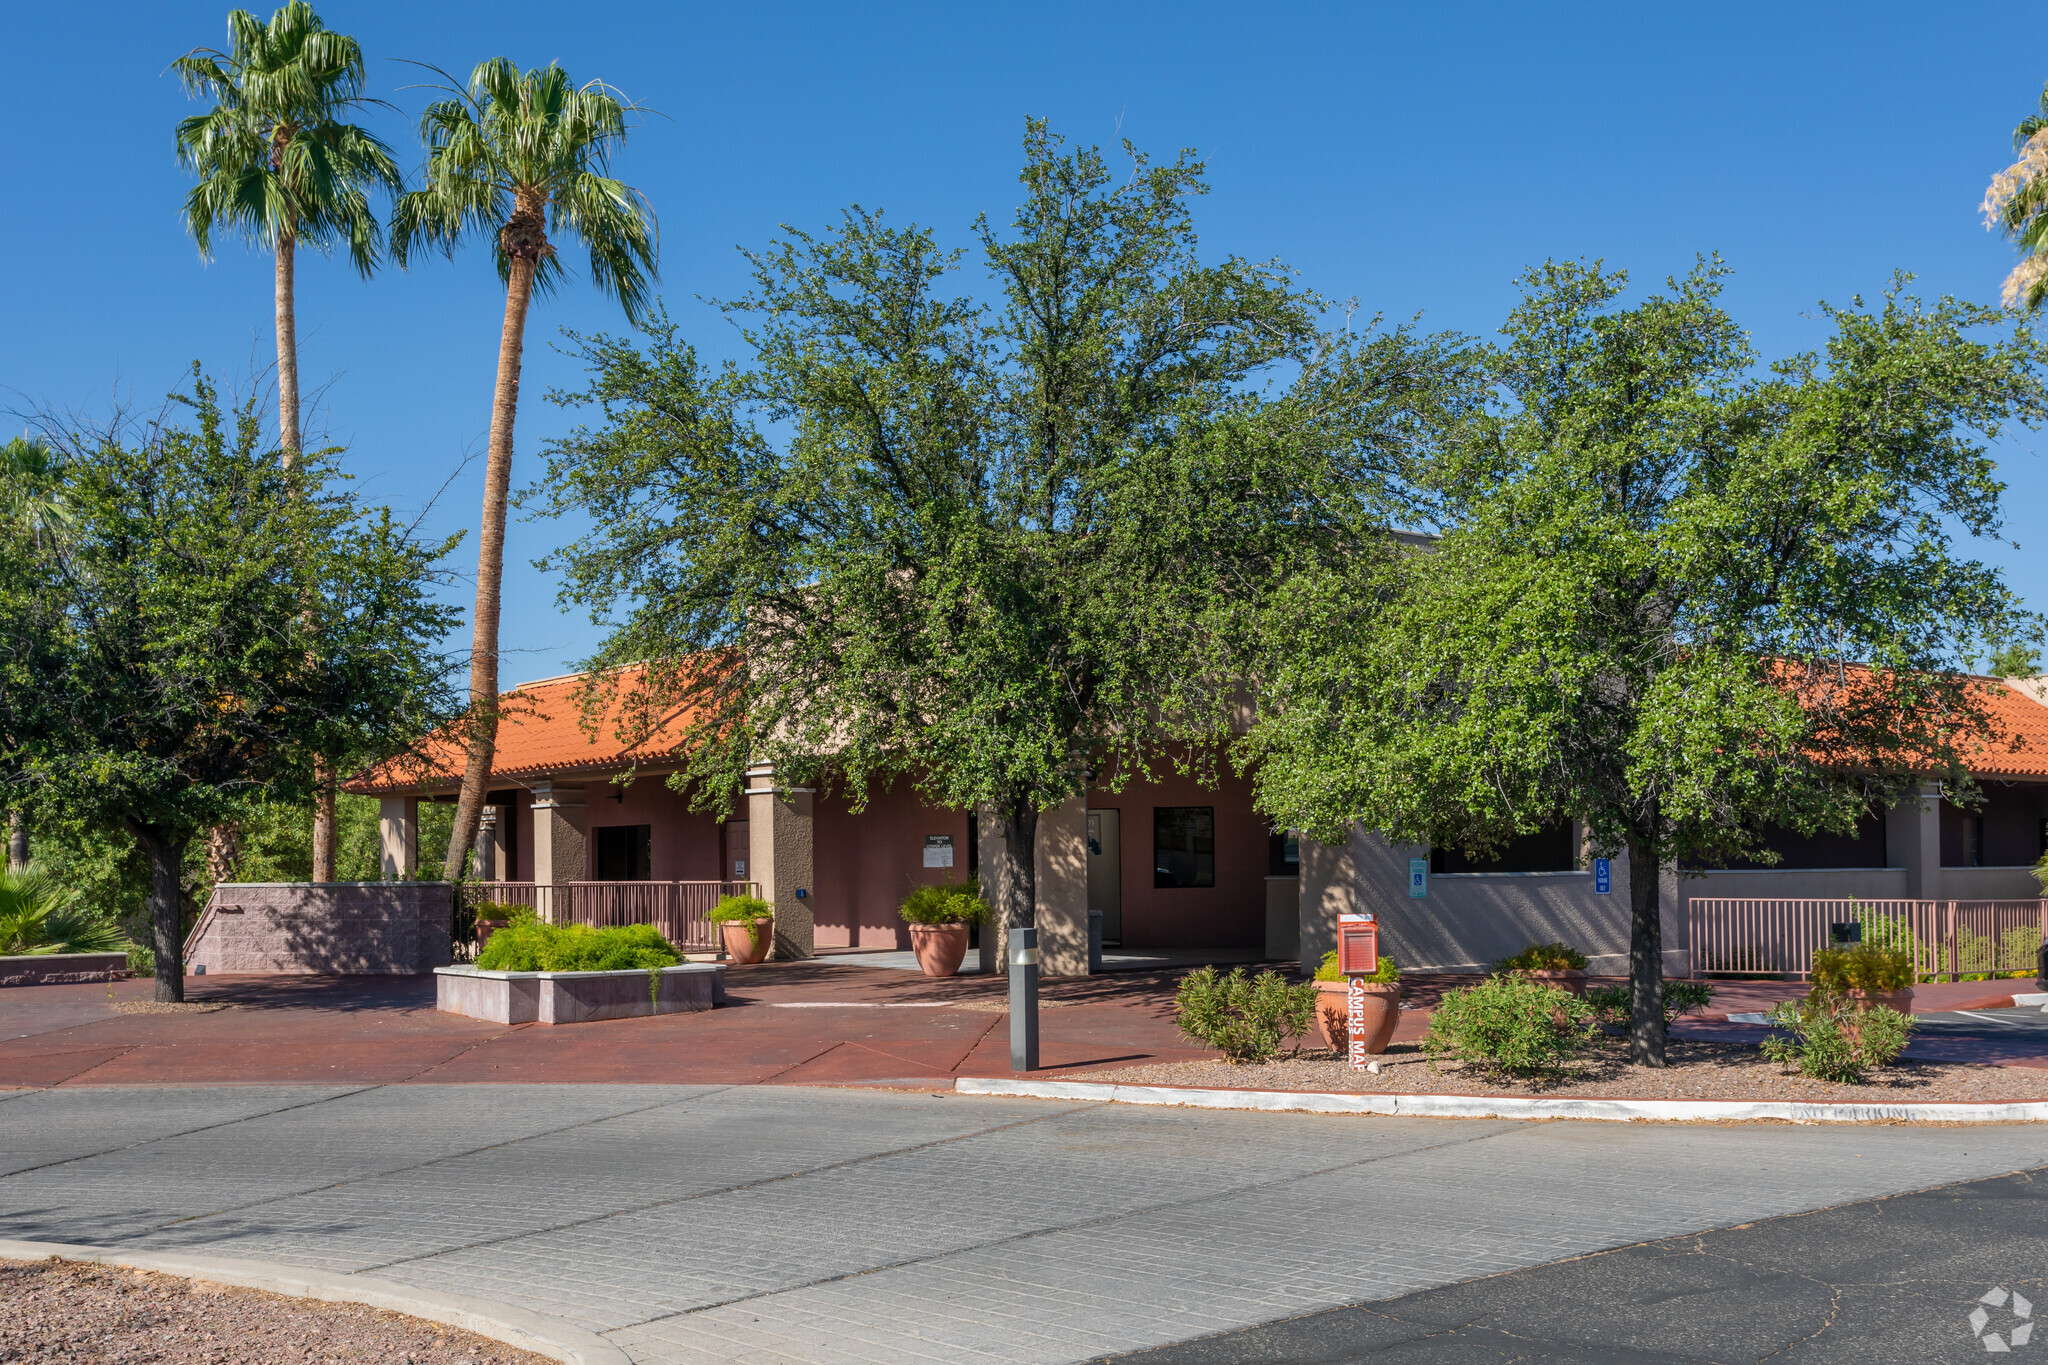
left=924, top=835, right=955, bottom=868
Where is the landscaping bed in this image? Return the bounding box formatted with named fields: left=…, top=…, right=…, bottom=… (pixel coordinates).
left=0, top=1258, right=547, bottom=1363
left=1071, top=1038, right=2048, bottom=1104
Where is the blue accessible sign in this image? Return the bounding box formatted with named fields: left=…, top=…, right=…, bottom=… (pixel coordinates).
left=1408, top=857, right=1428, bottom=898
left=1594, top=857, right=1611, bottom=894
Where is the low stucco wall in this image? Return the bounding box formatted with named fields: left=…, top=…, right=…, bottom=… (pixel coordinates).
left=0, top=952, right=128, bottom=986
left=185, top=882, right=453, bottom=975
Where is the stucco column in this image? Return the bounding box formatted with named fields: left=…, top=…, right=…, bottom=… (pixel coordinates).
left=531, top=781, right=588, bottom=918
left=745, top=762, right=815, bottom=960
left=1887, top=782, right=1942, bottom=900
left=474, top=808, right=500, bottom=881
left=977, top=806, right=1008, bottom=975
left=378, top=796, right=417, bottom=881
left=1297, top=828, right=1359, bottom=979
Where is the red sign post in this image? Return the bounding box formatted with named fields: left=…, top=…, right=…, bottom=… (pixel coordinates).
left=1337, top=913, right=1377, bottom=1071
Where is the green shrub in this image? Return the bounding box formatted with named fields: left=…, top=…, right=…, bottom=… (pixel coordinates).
left=0, top=864, right=129, bottom=955
left=127, top=943, right=156, bottom=977
left=475, top=920, right=681, bottom=973
left=1173, top=966, right=1317, bottom=1064
left=1492, top=941, right=1588, bottom=973
left=899, top=879, right=988, bottom=925
left=1423, top=975, right=1595, bottom=1076
left=1809, top=944, right=1913, bottom=995
left=1760, top=991, right=1915, bottom=1083
left=708, top=894, right=772, bottom=922
left=472, top=900, right=526, bottom=921
left=1313, top=949, right=1399, bottom=984
left=1586, top=979, right=1714, bottom=1029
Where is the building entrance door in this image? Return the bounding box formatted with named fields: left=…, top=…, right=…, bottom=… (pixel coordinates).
left=1086, top=809, right=1122, bottom=945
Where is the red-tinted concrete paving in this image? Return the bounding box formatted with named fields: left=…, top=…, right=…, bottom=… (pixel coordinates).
left=2, top=965, right=2037, bottom=1090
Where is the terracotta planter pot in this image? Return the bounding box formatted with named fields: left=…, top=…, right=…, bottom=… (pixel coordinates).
left=1314, top=978, right=1404, bottom=1055
left=1517, top=968, right=1587, bottom=996
left=906, top=923, right=970, bottom=977
left=475, top=918, right=508, bottom=951
left=721, top=918, right=773, bottom=965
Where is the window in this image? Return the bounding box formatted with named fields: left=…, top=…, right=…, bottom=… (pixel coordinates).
left=1155, top=807, right=1215, bottom=888
left=594, top=825, right=652, bottom=881
left=1431, top=822, right=1578, bottom=874
left=1268, top=826, right=1299, bottom=877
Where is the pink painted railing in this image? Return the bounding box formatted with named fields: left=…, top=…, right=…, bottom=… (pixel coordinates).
left=463, top=881, right=759, bottom=953
left=1687, top=897, right=2048, bottom=980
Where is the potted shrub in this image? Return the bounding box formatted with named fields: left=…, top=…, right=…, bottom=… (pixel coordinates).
left=898, top=880, right=987, bottom=977
left=472, top=900, right=522, bottom=950
left=1493, top=941, right=1589, bottom=995
left=1311, top=949, right=1403, bottom=1055
left=709, top=894, right=775, bottom=964
left=1809, top=944, right=1914, bottom=1016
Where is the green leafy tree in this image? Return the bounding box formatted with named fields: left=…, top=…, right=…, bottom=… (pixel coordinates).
left=529, top=123, right=1465, bottom=945
left=174, top=1, right=403, bottom=878
left=1, top=371, right=460, bottom=999
left=1983, top=82, right=2048, bottom=313
left=1246, top=259, right=2047, bottom=1065
left=389, top=58, right=658, bottom=882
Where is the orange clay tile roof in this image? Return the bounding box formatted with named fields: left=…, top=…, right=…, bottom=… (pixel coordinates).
left=347, top=665, right=2048, bottom=796
left=344, top=668, right=704, bottom=795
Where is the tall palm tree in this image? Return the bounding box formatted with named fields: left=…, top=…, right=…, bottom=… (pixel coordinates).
left=390, top=59, right=657, bottom=881
left=0, top=436, right=67, bottom=871
left=1983, top=81, right=2048, bottom=312
left=174, top=2, right=401, bottom=882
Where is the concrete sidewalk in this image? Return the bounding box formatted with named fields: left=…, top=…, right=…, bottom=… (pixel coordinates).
left=3, top=1083, right=2047, bottom=1363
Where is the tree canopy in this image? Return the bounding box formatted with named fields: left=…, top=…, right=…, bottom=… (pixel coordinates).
left=0, top=372, right=460, bottom=998
left=531, top=122, right=1469, bottom=932
left=1245, top=258, right=2048, bottom=1062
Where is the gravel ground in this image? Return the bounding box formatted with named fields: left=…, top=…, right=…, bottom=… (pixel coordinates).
left=1069, top=1038, right=2048, bottom=1103
left=0, top=1259, right=549, bottom=1363
left=110, top=1002, right=233, bottom=1015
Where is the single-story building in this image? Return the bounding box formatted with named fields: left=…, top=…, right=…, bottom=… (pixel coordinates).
left=348, top=670, right=2048, bottom=977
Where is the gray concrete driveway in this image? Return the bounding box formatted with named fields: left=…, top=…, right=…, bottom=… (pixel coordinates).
left=1, top=1083, right=2043, bottom=1363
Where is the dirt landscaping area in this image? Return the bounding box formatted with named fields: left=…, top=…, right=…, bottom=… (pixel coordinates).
left=0, top=1258, right=548, bottom=1364
left=1072, top=1035, right=2048, bottom=1103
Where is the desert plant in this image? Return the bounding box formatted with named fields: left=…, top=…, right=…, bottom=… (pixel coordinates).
left=899, top=880, right=987, bottom=925
left=0, top=864, right=129, bottom=956
left=1761, top=991, right=1915, bottom=1083
left=1586, top=980, right=1713, bottom=1029
left=474, top=919, right=679, bottom=972
left=1492, top=942, right=1588, bottom=974
left=1313, top=949, right=1399, bottom=984
left=1173, top=966, right=1317, bottom=1064
left=1808, top=944, right=1914, bottom=996
left=1423, top=975, right=1595, bottom=1076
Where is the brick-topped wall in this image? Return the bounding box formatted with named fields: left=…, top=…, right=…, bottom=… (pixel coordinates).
left=185, top=883, right=453, bottom=975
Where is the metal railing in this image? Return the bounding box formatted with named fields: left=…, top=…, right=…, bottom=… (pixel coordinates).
left=462, top=880, right=760, bottom=953
left=1687, top=897, right=2048, bottom=980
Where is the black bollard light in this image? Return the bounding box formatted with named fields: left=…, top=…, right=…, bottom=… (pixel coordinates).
left=1010, top=924, right=1040, bottom=1072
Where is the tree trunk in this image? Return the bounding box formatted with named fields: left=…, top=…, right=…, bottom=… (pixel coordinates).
left=134, top=823, right=188, bottom=1004
left=310, top=773, right=337, bottom=882
left=1000, top=800, right=1039, bottom=933
left=203, top=823, right=239, bottom=886
left=1625, top=835, right=1666, bottom=1067
left=443, top=253, right=540, bottom=881
left=5, top=809, right=26, bottom=871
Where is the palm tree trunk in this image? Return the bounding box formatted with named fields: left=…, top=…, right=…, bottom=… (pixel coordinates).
left=5, top=808, right=25, bottom=871
left=444, top=253, right=539, bottom=881
left=275, top=235, right=342, bottom=884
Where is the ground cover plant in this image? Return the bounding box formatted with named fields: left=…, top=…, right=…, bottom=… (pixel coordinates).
left=1587, top=980, right=1713, bottom=1029
left=473, top=920, right=680, bottom=972
left=1761, top=991, right=1916, bottom=1083
left=899, top=880, right=987, bottom=925
left=1313, top=948, right=1399, bottom=984
left=1174, top=966, right=1317, bottom=1064
left=1493, top=942, right=1588, bottom=973
left=1423, top=975, right=1596, bottom=1077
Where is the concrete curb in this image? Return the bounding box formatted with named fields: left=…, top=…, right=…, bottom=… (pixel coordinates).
left=954, top=1077, right=2048, bottom=1124
left=0, top=1239, right=630, bottom=1365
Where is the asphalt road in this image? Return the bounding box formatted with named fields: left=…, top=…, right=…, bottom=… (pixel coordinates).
left=1101, top=1163, right=2048, bottom=1364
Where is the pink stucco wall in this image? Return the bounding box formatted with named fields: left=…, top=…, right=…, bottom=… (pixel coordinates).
left=813, top=781, right=973, bottom=949
left=1090, top=766, right=1268, bottom=950
left=585, top=775, right=726, bottom=881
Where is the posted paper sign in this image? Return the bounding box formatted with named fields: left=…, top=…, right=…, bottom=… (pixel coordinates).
left=923, top=835, right=955, bottom=869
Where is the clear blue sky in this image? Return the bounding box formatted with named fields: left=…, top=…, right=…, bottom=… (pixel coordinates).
left=5, top=1, right=2045, bottom=683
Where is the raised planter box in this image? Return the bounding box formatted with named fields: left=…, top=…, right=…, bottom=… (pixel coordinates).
left=434, top=963, right=727, bottom=1025
left=0, top=952, right=129, bottom=987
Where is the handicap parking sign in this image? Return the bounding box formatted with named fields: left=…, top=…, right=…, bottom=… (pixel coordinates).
left=1408, top=857, right=1427, bottom=898
left=1594, top=857, right=1611, bottom=894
